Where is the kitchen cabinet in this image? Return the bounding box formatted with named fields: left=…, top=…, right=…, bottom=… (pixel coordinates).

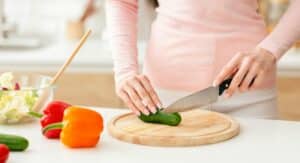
left=45, top=72, right=124, bottom=108
left=277, top=77, right=300, bottom=120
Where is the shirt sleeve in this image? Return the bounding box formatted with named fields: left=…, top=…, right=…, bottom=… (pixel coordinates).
left=106, top=0, right=139, bottom=87
left=258, top=0, right=300, bottom=60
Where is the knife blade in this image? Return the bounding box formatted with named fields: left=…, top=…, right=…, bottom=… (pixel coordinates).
left=163, top=78, right=232, bottom=113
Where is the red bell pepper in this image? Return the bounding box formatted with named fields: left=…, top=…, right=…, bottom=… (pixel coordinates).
left=0, top=144, right=9, bottom=163
left=29, top=101, right=71, bottom=139
left=40, top=101, right=71, bottom=139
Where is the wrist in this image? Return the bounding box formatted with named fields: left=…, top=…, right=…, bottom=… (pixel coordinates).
left=255, top=47, right=277, bottom=64
left=115, top=71, right=138, bottom=90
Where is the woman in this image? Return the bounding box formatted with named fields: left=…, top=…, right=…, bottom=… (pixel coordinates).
left=106, top=0, right=300, bottom=118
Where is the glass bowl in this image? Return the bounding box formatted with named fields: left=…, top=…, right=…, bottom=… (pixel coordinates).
left=0, top=73, right=55, bottom=124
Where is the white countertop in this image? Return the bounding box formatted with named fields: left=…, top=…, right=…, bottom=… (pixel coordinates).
left=0, top=39, right=113, bottom=73
left=0, top=107, right=300, bottom=163
left=0, top=39, right=146, bottom=73
left=0, top=39, right=300, bottom=76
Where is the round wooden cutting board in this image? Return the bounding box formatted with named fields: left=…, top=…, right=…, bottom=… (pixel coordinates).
left=108, top=109, right=239, bottom=147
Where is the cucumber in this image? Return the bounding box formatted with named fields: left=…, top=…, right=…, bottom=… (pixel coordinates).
left=0, top=133, right=29, bottom=151
left=139, top=110, right=182, bottom=126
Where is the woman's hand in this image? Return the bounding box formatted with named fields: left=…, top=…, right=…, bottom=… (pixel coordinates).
left=213, top=47, right=277, bottom=98
left=116, top=74, right=162, bottom=116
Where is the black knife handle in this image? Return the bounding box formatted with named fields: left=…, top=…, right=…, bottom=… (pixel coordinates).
left=218, top=78, right=232, bottom=96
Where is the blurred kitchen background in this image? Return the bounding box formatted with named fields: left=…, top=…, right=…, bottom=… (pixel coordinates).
left=0, top=0, right=299, bottom=120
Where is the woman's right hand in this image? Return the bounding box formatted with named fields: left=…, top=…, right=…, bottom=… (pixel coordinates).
left=116, top=74, right=162, bottom=116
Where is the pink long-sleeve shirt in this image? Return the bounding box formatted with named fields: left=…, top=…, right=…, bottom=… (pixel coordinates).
left=106, top=0, right=300, bottom=92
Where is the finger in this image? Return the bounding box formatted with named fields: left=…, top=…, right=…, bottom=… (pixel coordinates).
left=129, top=78, right=157, bottom=114
left=139, top=75, right=162, bottom=109
left=214, top=53, right=243, bottom=86
left=240, top=63, right=260, bottom=92
left=123, top=84, right=150, bottom=115
left=118, top=90, right=140, bottom=115
left=249, top=70, right=265, bottom=90
left=226, top=57, right=252, bottom=97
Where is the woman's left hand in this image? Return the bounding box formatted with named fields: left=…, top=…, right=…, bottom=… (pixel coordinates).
left=213, top=47, right=277, bottom=98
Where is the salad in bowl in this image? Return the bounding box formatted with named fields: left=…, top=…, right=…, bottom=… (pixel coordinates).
left=0, top=72, right=54, bottom=124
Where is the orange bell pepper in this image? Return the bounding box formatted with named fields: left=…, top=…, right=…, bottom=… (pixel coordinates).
left=43, top=106, right=103, bottom=148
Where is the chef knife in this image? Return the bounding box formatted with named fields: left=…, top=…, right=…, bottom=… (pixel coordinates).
left=163, top=78, right=232, bottom=113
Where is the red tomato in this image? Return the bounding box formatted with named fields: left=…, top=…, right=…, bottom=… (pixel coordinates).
left=0, top=144, right=9, bottom=163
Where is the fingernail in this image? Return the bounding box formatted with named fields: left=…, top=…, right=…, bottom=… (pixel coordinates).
left=135, top=111, right=141, bottom=116
left=144, top=110, right=150, bottom=115
left=151, top=107, right=157, bottom=113
left=157, top=103, right=163, bottom=109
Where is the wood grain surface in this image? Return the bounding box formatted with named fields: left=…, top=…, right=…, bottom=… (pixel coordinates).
left=108, top=109, right=240, bottom=147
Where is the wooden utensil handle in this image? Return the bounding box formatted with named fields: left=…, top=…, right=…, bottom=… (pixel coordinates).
left=50, top=29, right=91, bottom=85
left=31, top=29, right=92, bottom=112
